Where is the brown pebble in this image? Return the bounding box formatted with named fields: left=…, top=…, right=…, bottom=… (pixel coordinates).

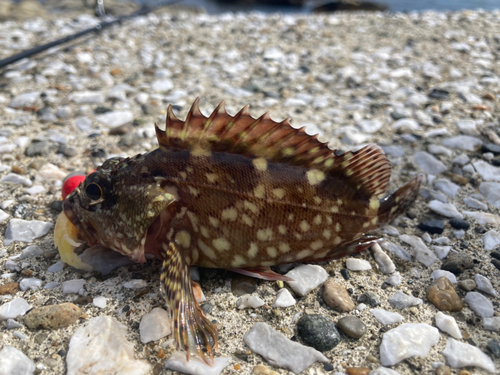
left=0, top=282, right=19, bottom=295
left=366, top=355, right=378, bottom=363
left=436, top=364, right=452, bottom=375
left=427, top=277, right=463, bottom=312
left=448, top=173, right=468, bottom=186
left=73, top=296, right=92, bottom=305
left=234, top=364, right=241, bottom=370
left=253, top=364, right=279, bottom=375
left=157, top=349, right=165, bottom=359
left=24, top=303, right=81, bottom=330
left=11, top=165, right=26, bottom=175
left=21, top=270, right=33, bottom=276
left=323, top=279, right=355, bottom=312
left=346, top=367, right=370, bottom=375
left=482, top=93, right=495, bottom=101
left=458, top=370, right=471, bottom=375
left=109, top=123, right=133, bottom=136
left=472, top=104, right=489, bottom=111
left=110, top=67, right=123, bottom=76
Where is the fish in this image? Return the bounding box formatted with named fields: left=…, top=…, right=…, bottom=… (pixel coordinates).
left=54, top=98, right=423, bottom=364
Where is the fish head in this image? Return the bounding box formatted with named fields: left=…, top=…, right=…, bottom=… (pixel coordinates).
left=60, top=156, right=175, bottom=264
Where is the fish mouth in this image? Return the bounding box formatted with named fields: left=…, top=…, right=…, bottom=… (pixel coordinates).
left=54, top=209, right=94, bottom=272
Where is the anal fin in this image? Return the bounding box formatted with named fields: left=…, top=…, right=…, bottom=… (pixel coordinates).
left=230, top=266, right=294, bottom=281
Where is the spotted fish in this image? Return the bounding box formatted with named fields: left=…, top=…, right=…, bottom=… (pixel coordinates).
left=54, top=98, right=422, bottom=363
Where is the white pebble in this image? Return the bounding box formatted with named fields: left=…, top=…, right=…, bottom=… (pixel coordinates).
left=0, top=210, right=10, bottom=224
left=67, top=316, right=150, bottom=375
left=432, top=245, right=451, bottom=259
left=434, top=312, right=462, bottom=339
left=19, top=278, right=42, bottom=291
left=399, top=235, right=437, bottom=266
left=483, top=316, right=500, bottom=332
left=244, top=323, right=327, bottom=373
left=465, top=292, right=494, bottom=318
left=44, top=282, right=59, bottom=290
left=372, top=243, right=395, bottom=274
left=380, top=323, right=439, bottom=366
left=431, top=270, right=456, bottom=283
left=0, top=345, right=36, bottom=374
left=0, top=298, right=30, bottom=320
left=123, top=279, right=148, bottom=289
left=442, top=338, right=495, bottom=373
left=428, top=200, right=463, bottom=219
left=388, top=291, right=423, bottom=309
left=285, top=264, right=328, bottom=297
left=345, top=258, right=372, bottom=271
left=236, top=295, right=265, bottom=310
left=139, top=307, right=171, bottom=344
left=93, top=297, right=107, bottom=309
left=370, top=309, right=404, bottom=325
left=483, top=230, right=500, bottom=251
left=0, top=173, right=32, bottom=187
left=385, top=272, right=402, bottom=286
left=273, top=288, right=296, bottom=308
left=164, top=351, right=230, bottom=375
left=47, top=260, right=64, bottom=273
left=474, top=274, right=498, bottom=297
left=62, top=279, right=86, bottom=294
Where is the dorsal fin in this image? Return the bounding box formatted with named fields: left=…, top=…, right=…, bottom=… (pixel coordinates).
left=155, top=98, right=391, bottom=197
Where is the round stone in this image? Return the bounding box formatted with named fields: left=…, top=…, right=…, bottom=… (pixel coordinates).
left=323, top=279, right=355, bottom=312
left=418, top=219, right=445, bottom=234
left=357, top=291, right=381, bottom=307
left=297, top=314, right=342, bottom=352
left=449, top=219, right=470, bottom=230
left=23, top=303, right=81, bottom=330
left=337, top=316, right=367, bottom=339
left=441, top=253, right=473, bottom=275
left=427, top=277, right=463, bottom=312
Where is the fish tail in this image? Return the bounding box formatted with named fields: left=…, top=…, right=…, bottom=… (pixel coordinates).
left=161, top=242, right=218, bottom=365
left=377, top=175, right=423, bottom=226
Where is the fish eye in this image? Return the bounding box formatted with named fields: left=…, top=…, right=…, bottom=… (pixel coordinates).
left=85, top=182, right=103, bottom=201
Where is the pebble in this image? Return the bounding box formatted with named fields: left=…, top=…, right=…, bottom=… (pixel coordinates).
left=0, top=282, right=19, bottom=295
left=358, top=292, right=381, bottom=307
left=96, top=111, right=133, bottom=128
left=458, top=279, right=476, bottom=292
left=5, top=319, right=23, bottom=330
left=427, top=200, right=463, bottom=219
left=385, top=272, right=402, bottom=286
left=427, top=277, right=462, bottom=312
left=399, top=234, right=438, bottom=266
left=1, top=173, right=32, bottom=187
left=388, top=291, right=423, bottom=309
left=67, top=316, right=150, bottom=375
left=123, top=279, right=148, bottom=289
left=61, top=279, right=85, bottom=294
left=418, top=219, right=444, bottom=234
left=93, top=296, right=106, bottom=309
left=346, top=367, right=370, bottom=375
left=0, top=297, right=30, bottom=320
left=285, top=264, right=328, bottom=297
left=252, top=364, right=279, bottom=375
left=381, top=241, right=412, bottom=261
left=19, top=278, right=42, bottom=291
left=345, top=258, right=372, bottom=271
left=296, top=315, right=342, bottom=352
left=463, top=210, right=500, bottom=225
left=441, top=253, right=473, bottom=274
left=435, top=312, right=462, bottom=339
left=8, top=92, right=40, bottom=108
left=442, top=338, right=495, bottom=373
left=370, top=309, right=404, bottom=325
left=372, top=243, right=395, bottom=274
left=369, top=367, right=401, bottom=375
left=244, top=322, right=327, bottom=374
left=413, top=151, right=447, bottom=174
left=273, top=288, right=296, bottom=308
left=448, top=218, right=469, bottom=230
left=474, top=274, right=498, bottom=297
left=337, top=316, right=366, bottom=339
left=379, top=323, right=439, bottom=366
left=430, top=270, right=456, bottom=284
left=452, top=153, right=470, bottom=166
left=479, top=182, right=500, bottom=208
left=464, top=292, right=494, bottom=318
left=139, top=307, right=171, bottom=344
left=69, top=91, right=105, bottom=104
left=442, top=136, right=482, bottom=151
left=322, top=280, right=355, bottom=312
left=164, top=351, right=230, bottom=375
left=24, top=303, right=81, bottom=330
left=483, top=317, right=500, bottom=331
left=486, top=339, right=500, bottom=358
left=0, top=345, right=36, bottom=375
left=236, top=295, right=265, bottom=309
left=483, top=230, right=500, bottom=250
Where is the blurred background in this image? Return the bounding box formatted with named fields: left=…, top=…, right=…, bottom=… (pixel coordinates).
left=0, top=0, right=499, bottom=20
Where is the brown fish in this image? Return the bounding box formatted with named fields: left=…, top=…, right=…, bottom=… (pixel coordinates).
left=54, top=98, right=422, bottom=363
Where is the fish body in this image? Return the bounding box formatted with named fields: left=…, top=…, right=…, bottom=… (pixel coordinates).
left=57, top=98, right=422, bottom=362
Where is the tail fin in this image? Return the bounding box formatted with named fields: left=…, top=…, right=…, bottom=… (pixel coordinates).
left=378, top=175, right=424, bottom=226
